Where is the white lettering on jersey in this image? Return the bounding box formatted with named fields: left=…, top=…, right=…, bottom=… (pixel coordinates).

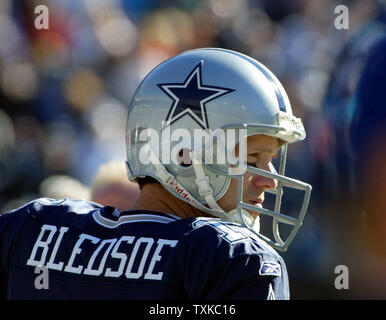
left=64, top=233, right=100, bottom=274
left=105, top=236, right=135, bottom=277
left=125, top=237, right=154, bottom=279
left=144, top=239, right=178, bottom=280
left=84, top=239, right=117, bottom=276
left=26, top=224, right=58, bottom=267
left=26, top=224, right=178, bottom=281
left=46, top=226, right=69, bottom=270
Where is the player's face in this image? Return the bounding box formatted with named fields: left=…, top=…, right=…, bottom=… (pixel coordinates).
left=218, top=134, right=279, bottom=218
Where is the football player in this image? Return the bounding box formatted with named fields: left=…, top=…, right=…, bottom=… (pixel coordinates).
left=0, top=49, right=311, bottom=299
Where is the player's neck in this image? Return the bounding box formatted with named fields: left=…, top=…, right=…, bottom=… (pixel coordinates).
left=132, top=183, right=210, bottom=219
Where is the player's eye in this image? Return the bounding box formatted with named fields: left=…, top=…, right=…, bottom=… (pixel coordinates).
left=247, top=154, right=258, bottom=165
left=246, top=157, right=257, bottom=167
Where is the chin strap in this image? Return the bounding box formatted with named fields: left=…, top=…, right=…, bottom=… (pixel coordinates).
left=189, top=151, right=259, bottom=233
left=189, top=151, right=225, bottom=214
left=140, top=143, right=260, bottom=236
left=140, top=144, right=264, bottom=245
left=142, top=143, right=228, bottom=218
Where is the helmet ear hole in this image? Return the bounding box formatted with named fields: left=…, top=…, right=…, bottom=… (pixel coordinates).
left=178, top=148, right=192, bottom=167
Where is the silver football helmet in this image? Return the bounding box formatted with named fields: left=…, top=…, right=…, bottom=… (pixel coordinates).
left=125, top=48, right=312, bottom=251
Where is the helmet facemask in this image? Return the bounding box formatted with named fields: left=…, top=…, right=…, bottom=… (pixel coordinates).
left=187, top=125, right=312, bottom=252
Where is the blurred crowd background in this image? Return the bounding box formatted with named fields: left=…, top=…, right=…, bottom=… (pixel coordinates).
left=0, top=0, right=385, bottom=299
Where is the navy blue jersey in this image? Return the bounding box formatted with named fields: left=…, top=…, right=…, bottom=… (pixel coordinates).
left=0, top=198, right=289, bottom=300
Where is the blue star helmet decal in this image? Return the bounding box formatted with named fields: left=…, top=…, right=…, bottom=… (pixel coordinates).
left=158, top=61, right=235, bottom=129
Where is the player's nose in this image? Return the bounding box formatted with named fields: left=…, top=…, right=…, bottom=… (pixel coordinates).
left=252, top=162, right=278, bottom=190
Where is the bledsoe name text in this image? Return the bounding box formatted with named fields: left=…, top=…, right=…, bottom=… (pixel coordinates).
left=26, top=224, right=177, bottom=280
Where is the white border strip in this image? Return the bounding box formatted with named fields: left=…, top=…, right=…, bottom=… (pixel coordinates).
left=93, top=212, right=178, bottom=229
